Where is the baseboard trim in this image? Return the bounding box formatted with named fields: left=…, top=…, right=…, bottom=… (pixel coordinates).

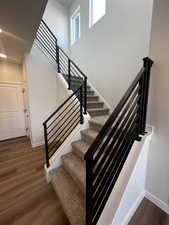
left=120, top=191, right=145, bottom=225
left=119, top=191, right=169, bottom=225
left=145, top=191, right=169, bottom=215
left=32, top=141, right=44, bottom=148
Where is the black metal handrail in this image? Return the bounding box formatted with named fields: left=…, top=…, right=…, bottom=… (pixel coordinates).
left=58, top=46, right=87, bottom=113
left=43, top=85, right=84, bottom=167
left=36, top=20, right=57, bottom=61
left=84, top=57, right=153, bottom=225
left=36, top=20, right=87, bottom=167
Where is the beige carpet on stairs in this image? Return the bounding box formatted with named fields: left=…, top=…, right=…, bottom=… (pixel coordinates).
left=50, top=81, right=110, bottom=225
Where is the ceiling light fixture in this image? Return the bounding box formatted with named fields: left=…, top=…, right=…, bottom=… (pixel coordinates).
left=0, top=53, right=7, bottom=59
left=0, top=28, right=2, bottom=33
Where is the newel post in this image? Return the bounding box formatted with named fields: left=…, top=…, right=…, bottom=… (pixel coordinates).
left=141, top=57, right=154, bottom=134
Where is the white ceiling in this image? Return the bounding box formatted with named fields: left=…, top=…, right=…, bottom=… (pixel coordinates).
left=0, top=0, right=48, bottom=63
left=55, top=0, right=73, bottom=7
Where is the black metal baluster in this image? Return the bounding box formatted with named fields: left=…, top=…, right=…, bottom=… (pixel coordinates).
left=85, top=153, right=93, bottom=225
left=55, top=39, right=58, bottom=63
left=57, top=46, right=60, bottom=73
left=84, top=76, right=87, bottom=115
left=68, top=59, right=71, bottom=89
left=137, top=69, right=145, bottom=138
left=80, top=86, right=84, bottom=124
left=43, top=123, right=50, bottom=168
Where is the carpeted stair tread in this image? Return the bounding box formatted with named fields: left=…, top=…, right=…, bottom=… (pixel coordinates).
left=62, top=152, right=85, bottom=192
left=87, top=101, right=104, bottom=109
left=81, top=128, right=99, bottom=144
left=51, top=167, right=85, bottom=225
left=50, top=74, right=111, bottom=225
left=89, top=115, right=109, bottom=131
left=64, top=75, right=83, bottom=82
left=87, top=95, right=99, bottom=101
left=86, top=90, right=95, bottom=95
left=88, top=107, right=109, bottom=117
left=72, top=140, right=90, bottom=160
left=71, top=85, right=91, bottom=90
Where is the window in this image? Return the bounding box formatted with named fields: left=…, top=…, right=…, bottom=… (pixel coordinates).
left=89, top=0, right=106, bottom=27
left=71, top=6, right=80, bottom=45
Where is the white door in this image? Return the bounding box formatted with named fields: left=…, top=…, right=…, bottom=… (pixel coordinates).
left=0, top=83, right=26, bottom=141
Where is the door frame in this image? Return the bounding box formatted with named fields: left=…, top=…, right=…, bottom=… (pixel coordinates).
left=0, top=81, right=29, bottom=140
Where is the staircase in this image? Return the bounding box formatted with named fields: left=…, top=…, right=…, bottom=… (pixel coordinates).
left=36, top=20, right=153, bottom=225
left=63, top=75, right=109, bottom=117
left=50, top=79, right=110, bottom=225
left=50, top=72, right=110, bottom=225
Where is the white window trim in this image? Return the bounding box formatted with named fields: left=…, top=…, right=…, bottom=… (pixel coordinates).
left=71, top=6, right=81, bottom=45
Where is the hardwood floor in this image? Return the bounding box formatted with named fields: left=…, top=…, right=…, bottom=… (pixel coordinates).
left=0, top=137, right=70, bottom=225
left=128, top=198, right=169, bottom=225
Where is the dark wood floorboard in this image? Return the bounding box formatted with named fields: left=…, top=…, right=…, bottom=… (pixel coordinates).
left=0, top=137, right=70, bottom=225
left=128, top=198, right=169, bottom=225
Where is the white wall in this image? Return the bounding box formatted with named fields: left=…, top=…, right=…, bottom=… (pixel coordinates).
left=0, top=61, right=23, bottom=83
left=25, top=43, right=72, bottom=147
left=111, top=133, right=152, bottom=225
left=25, top=44, right=58, bottom=147
left=146, top=0, right=169, bottom=206
left=70, top=0, right=153, bottom=108
left=43, top=0, right=70, bottom=52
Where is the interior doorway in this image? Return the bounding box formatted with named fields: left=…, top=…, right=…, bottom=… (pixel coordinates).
left=0, top=82, right=27, bottom=141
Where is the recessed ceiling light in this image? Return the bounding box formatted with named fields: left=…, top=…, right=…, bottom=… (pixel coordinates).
left=0, top=53, right=7, bottom=58
left=0, top=29, right=2, bottom=33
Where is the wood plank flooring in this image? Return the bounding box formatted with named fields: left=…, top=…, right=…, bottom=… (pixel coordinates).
left=0, top=137, right=70, bottom=225
left=128, top=198, right=169, bottom=225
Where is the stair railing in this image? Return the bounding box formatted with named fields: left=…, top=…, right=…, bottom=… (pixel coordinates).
left=57, top=46, right=87, bottom=114
left=37, top=19, right=153, bottom=225
left=36, top=20, right=87, bottom=167
left=84, top=57, right=153, bottom=225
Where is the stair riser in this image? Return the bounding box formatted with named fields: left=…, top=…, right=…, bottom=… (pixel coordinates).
left=72, top=146, right=84, bottom=160
left=81, top=133, right=96, bottom=144
left=51, top=168, right=85, bottom=225
left=69, top=79, right=83, bottom=83
left=69, top=80, right=84, bottom=85
left=64, top=76, right=83, bottom=82
left=87, top=91, right=95, bottom=96
left=71, top=85, right=91, bottom=91
left=87, top=102, right=104, bottom=109
left=72, top=90, right=94, bottom=95
left=89, top=121, right=103, bottom=132
left=87, top=96, right=99, bottom=102
left=89, top=109, right=109, bottom=117
left=62, top=161, right=85, bottom=193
